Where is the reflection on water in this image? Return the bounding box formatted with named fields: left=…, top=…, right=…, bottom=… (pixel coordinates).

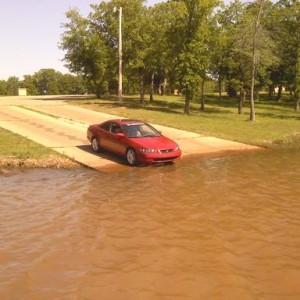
left=1, top=150, right=300, bottom=300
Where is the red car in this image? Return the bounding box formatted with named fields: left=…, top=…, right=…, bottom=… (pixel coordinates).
left=87, top=119, right=182, bottom=166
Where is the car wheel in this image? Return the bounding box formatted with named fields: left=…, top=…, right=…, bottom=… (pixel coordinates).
left=126, top=148, right=137, bottom=166
left=91, top=137, right=100, bottom=152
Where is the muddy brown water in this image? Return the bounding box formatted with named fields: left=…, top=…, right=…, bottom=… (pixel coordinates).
left=1, top=150, right=300, bottom=300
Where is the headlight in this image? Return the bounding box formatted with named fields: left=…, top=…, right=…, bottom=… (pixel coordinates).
left=174, top=145, right=180, bottom=151
left=139, top=148, right=158, bottom=153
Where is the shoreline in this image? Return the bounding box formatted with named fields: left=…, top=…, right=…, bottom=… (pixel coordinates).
left=0, top=156, right=81, bottom=175
left=1, top=147, right=262, bottom=175
left=1, top=96, right=298, bottom=173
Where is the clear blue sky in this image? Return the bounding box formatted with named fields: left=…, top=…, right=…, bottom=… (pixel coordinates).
left=0, top=0, right=165, bottom=80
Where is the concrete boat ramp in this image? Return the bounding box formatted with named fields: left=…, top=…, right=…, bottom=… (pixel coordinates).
left=0, top=96, right=260, bottom=170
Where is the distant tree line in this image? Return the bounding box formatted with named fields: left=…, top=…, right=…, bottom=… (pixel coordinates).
left=0, top=69, right=87, bottom=96
left=59, top=0, right=299, bottom=120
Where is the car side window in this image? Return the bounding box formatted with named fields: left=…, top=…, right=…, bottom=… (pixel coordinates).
left=111, top=123, right=122, bottom=134
left=100, top=122, right=111, bottom=132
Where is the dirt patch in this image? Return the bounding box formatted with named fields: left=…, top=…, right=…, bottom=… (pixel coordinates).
left=0, top=155, right=81, bottom=173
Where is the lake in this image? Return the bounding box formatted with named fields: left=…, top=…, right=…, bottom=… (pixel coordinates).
left=1, top=150, right=299, bottom=300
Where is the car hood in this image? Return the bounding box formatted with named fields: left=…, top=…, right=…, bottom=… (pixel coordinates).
left=132, top=136, right=179, bottom=150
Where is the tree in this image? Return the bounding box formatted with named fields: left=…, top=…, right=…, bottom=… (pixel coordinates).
left=32, top=69, right=61, bottom=95
left=22, top=75, right=38, bottom=95
left=60, top=8, right=110, bottom=97
left=167, top=0, right=219, bottom=114
left=218, top=0, right=276, bottom=118
left=61, top=1, right=153, bottom=100
left=0, top=80, right=7, bottom=95
left=214, top=0, right=247, bottom=103
left=6, top=77, right=20, bottom=96
left=249, top=0, right=266, bottom=121
left=271, top=0, right=300, bottom=110
left=148, top=1, right=196, bottom=100
left=143, top=3, right=170, bottom=101
left=58, top=74, right=86, bottom=94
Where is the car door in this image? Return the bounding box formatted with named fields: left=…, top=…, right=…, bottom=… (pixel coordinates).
left=109, top=122, right=127, bottom=155
left=98, top=121, right=112, bottom=150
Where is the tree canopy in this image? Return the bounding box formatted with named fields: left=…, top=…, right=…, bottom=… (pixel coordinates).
left=59, top=0, right=300, bottom=117
left=0, top=69, right=86, bottom=96
left=2, top=0, right=298, bottom=120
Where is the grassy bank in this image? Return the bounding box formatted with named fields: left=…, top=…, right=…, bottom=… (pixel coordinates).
left=69, top=93, right=300, bottom=149
left=1, top=93, right=299, bottom=171
left=0, top=128, right=79, bottom=170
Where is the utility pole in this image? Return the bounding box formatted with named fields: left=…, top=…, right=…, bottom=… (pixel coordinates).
left=250, top=0, right=265, bottom=122
left=118, top=7, right=123, bottom=103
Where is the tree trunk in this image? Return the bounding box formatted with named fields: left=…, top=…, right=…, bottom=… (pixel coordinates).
left=158, top=83, right=162, bottom=95
left=184, top=87, right=191, bottom=114
left=161, top=78, right=167, bottom=95
left=295, top=35, right=300, bottom=111
left=218, top=74, right=222, bottom=98
left=139, top=72, right=145, bottom=105
left=238, top=87, right=245, bottom=114
left=276, top=85, right=282, bottom=101
left=150, top=72, right=154, bottom=103
left=228, top=84, right=237, bottom=97
left=200, top=78, right=205, bottom=111
left=268, top=85, right=274, bottom=98
left=250, top=69, right=256, bottom=121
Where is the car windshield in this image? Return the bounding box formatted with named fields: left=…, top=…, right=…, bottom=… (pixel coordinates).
left=122, top=123, right=161, bottom=138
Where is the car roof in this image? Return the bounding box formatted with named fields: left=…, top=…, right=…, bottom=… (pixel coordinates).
left=109, top=119, right=145, bottom=126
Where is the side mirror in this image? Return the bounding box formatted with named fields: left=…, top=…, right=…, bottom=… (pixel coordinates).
left=116, top=132, right=125, bottom=137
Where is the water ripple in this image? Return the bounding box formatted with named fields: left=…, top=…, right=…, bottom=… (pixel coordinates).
left=1, top=151, right=300, bottom=299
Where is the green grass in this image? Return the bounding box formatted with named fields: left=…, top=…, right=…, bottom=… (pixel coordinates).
left=1, top=93, right=299, bottom=165
left=0, top=128, right=60, bottom=159
left=69, top=93, right=300, bottom=149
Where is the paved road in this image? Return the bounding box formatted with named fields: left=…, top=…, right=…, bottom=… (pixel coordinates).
left=0, top=95, right=260, bottom=170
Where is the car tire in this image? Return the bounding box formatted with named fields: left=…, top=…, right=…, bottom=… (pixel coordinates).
left=91, top=137, right=101, bottom=152
left=126, top=148, right=137, bottom=166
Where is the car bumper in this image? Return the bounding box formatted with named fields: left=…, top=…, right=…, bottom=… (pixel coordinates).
left=137, top=150, right=182, bottom=164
